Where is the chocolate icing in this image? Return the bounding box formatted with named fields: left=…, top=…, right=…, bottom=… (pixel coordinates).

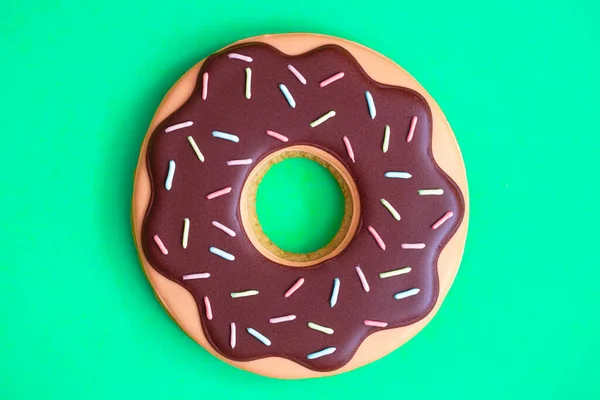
left=141, top=42, right=465, bottom=371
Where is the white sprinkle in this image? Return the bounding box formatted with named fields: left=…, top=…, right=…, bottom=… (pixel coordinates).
left=307, top=347, right=336, bottom=360
left=308, top=322, right=334, bottom=335
left=209, top=246, right=235, bottom=261
left=279, top=84, right=296, bottom=108
left=394, top=288, right=421, bottom=300
left=230, top=322, right=236, bottom=349
left=204, top=296, right=213, bottom=320
left=165, top=160, right=175, bottom=190
left=202, top=72, right=208, bottom=100
left=382, top=124, right=390, bottom=153
left=165, top=121, right=193, bottom=133
left=182, top=218, right=190, bottom=249
left=310, top=110, right=336, bottom=128
left=355, top=266, right=370, bottom=292
left=330, top=278, right=340, bottom=308
left=247, top=327, right=271, bottom=346
left=187, top=136, right=205, bottom=162
left=385, top=171, right=412, bottom=179
left=418, top=189, right=444, bottom=195
left=212, top=131, right=239, bottom=142
left=245, top=67, right=252, bottom=99
left=380, top=199, right=401, bottom=221
left=379, top=267, right=412, bottom=279
left=269, top=315, right=297, bottom=324
left=365, top=91, right=376, bottom=119
left=182, top=272, right=210, bottom=280
left=211, top=221, right=236, bottom=237
left=287, top=64, right=307, bottom=84
left=230, top=290, right=259, bottom=298
left=227, top=159, right=253, bottom=166
left=228, top=53, right=253, bottom=62
left=401, top=243, right=426, bottom=249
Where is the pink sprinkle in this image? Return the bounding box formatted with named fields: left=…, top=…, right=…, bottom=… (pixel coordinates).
left=406, top=116, right=418, bottom=142
left=230, top=322, right=236, bottom=348
left=266, top=130, right=289, bottom=142
left=343, top=136, right=355, bottom=163
left=401, top=243, right=426, bottom=249
left=211, top=220, right=236, bottom=237
left=228, top=53, right=253, bottom=62
left=202, top=72, right=208, bottom=100
left=364, top=320, right=388, bottom=328
left=367, top=225, right=386, bottom=251
left=269, top=315, right=297, bottom=324
left=226, top=159, right=253, bottom=166
left=206, top=187, right=232, bottom=199
left=355, top=266, right=370, bottom=292
left=284, top=278, right=305, bottom=298
left=432, top=211, right=454, bottom=230
left=153, top=234, right=168, bottom=255
left=287, top=64, right=307, bottom=84
left=204, top=296, right=213, bottom=320
left=320, top=72, right=345, bottom=87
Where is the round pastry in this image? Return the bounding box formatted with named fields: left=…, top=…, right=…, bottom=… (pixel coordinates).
left=132, top=33, right=469, bottom=378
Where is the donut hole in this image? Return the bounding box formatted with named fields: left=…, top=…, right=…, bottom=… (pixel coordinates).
left=256, top=157, right=345, bottom=254
left=240, top=145, right=360, bottom=268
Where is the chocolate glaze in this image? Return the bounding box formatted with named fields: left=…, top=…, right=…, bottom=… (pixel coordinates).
left=141, top=42, right=465, bottom=371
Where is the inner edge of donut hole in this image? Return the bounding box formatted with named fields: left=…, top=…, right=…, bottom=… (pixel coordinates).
left=240, top=145, right=360, bottom=268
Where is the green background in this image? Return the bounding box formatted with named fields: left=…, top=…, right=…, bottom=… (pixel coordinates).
left=1, top=0, right=599, bottom=398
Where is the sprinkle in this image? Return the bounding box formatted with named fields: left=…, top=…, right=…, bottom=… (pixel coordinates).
left=406, top=116, right=418, bottom=142
left=153, top=234, right=168, bottom=255
left=287, top=64, right=307, bottom=84
left=266, top=129, right=289, bottom=142
left=284, top=278, right=305, bottom=298
left=165, top=121, right=193, bottom=133
left=165, top=160, right=175, bottom=190
left=382, top=124, right=390, bottom=153
left=385, top=171, right=412, bottom=179
left=342, top=136, right=355, bottom=163
left=432, top=211, right=454, bottom=230
left=367, top=225, right=386, bottom=251
left=228, top=53, right=253, bottom=62
left=310, top=110, right=336, bottom=128
left=379, top=267, right=412, bottom=279
left=230, top=290, right=259, bottom=298
left=418, top=189, right=444, bottom=196
left=394, top=288, right=421, bottom=300
left=364, top=320, right=388, bottom=328
left=230, top=323, right=236, bottom=348
left=182, top=272, right=210, bottom=280
left=365, top=91, right=376, bottom=119
left=212, top=131, right=239, bottom=142
left=203, top=296, right=213, bottom=320
left=245, top=67, right=252, bottom=99
left=269, top=315, right=297, bottom=324
left=320, top=72, right=344, bottom=87
left=209, top=246, right=235, bottom=261
left=247, top=328, right=271, bottom=346
left=380, top=199, right=401, bottom=221
left=227, top=159, right=253, bottom=166
left=202, top=72, right=208, bottom=100
left=307, top=347, right=336, bottom=360
left=206, top=186, right=232, bottom=199
left=278, top=84, right=296, bottom=108
left=211, top=221, right=236, bottom=237
left=330, top=278, right=340, bottom=307
left=401, top=243, right=426, bottom=249
left=355, top=266, right=370, bottom=292
left=308, top=322, right=334, bottom=335
left=182, top=218, right=190, bottom=249
left=186, top=136, right=205, bottom=162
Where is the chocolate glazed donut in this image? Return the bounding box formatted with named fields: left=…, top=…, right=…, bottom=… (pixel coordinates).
left=141, top=42, right=465, bottom=372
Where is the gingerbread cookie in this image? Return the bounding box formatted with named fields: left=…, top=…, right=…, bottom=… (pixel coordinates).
left=132, top=33, right=469, bottom=378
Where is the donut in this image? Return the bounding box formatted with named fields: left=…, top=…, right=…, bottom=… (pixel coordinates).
left=132, top=33, right=469, bottom=378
